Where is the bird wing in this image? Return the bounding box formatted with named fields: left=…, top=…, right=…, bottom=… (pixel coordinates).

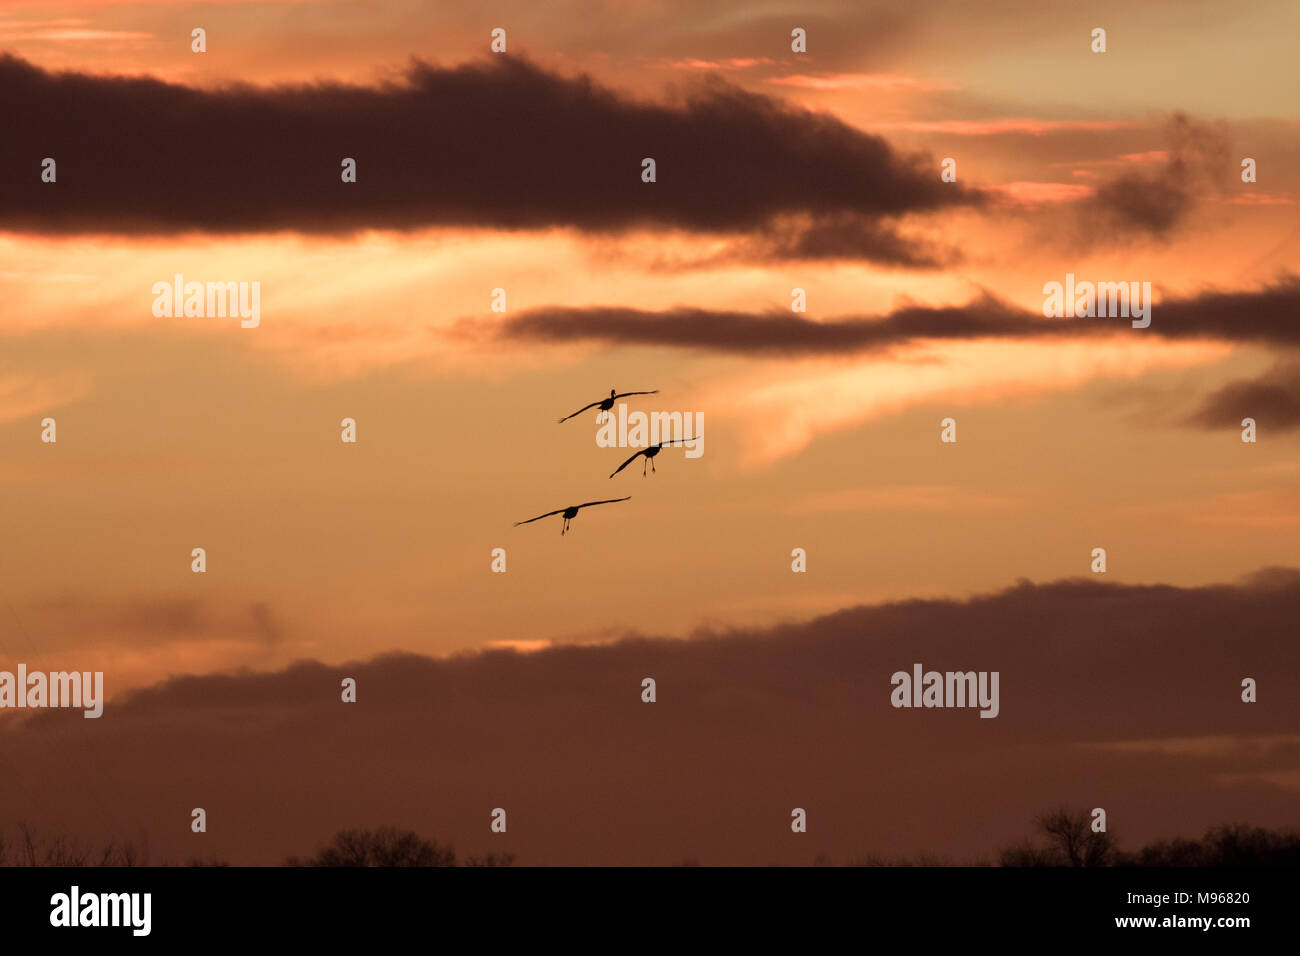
left=576, top=496, right=631, bottom=510
left=613, top=390, right=659, bottom=399
left=514, top=508, right=566, bottom=526
left=557, top=400, right=601, bottom=423
left=608, top=449, right=645, bottom=478
left=656, top=435, right=700, bottom=447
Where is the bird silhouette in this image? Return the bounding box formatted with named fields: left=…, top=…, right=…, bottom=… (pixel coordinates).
left=609, top=437, right=700, bottom=478
left=514, top=496, right=632, bottom=535
left=558, top=388, right=658, bottom=424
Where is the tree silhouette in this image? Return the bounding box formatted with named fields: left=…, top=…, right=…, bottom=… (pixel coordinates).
left=999, top=808, right=1115, bottom=867
left=289, top=826, right=458, bottom=867
left=1038, top=808, right=1115, bottom=867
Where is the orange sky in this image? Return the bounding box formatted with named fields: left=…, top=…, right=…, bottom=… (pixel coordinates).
left=0, top=0, right=1297, bottom=867
left=1, top=1, right=1297, bottom=696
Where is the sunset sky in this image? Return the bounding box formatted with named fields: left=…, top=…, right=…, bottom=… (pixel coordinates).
left=0, top=0, right=1296, bottom=865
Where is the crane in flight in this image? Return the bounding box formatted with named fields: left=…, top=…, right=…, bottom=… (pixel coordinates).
left=558, top=388, right=658, bottom=424
left=609, top=438, right=700, bottom=479
left=514, top=496, right=631, bottom=535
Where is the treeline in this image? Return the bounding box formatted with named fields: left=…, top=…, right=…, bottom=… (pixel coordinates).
left=996, top=808, right=1300, bottom=868
left=4, top=815, right=1297, bottom=866
left=0, top=825, right=225, bottom=867
left=0, top=824, right=510, bottom=867
left=285, top=826, right=515, bottom=867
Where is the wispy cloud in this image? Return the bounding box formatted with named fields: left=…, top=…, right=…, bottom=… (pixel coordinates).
left=0, top=370, right=93, bottom=425
left=667, top=56, right=773, bottom=70
left=983, top=181, right=1095, bottom=204
left=1187, top=362, right=1300, bottom=431
left=18, top=28, right=154, bottom=41
left=874, top=118, right=1138, bottom=136
left=700, top=338, right=1226, bottom=465
left=770, top=72, right=957, bottom=92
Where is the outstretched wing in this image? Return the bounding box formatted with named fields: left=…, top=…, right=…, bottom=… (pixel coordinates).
left=557, top=400, right=601, bottom=423
left=514, top=508, right=566, bottom=526
left=608, top=449, right=645, bottom=478
left=612, top=389, right=659, bottom=400
left=576, top=496, right=631, bottom=510
left=656, top=435, right=699, bottom=447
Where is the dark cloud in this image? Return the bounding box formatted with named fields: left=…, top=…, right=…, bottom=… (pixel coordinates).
left=734, top=212, right=955, bottom=267
left=1188, top=363, right=1300, bottom=431
left=487, top=275, right=1300, bottom=355
left=2, top=571, right=1296, bottom=865
left=1087, top=113, right=1231, bottom=238
left=1091, top=172, right=1191, bottom=235
left=0, top=53, right=975, bottom=248
left=488, top=295, right=1026, bottom=355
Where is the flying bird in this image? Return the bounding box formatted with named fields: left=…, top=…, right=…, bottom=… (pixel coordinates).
left=558, top=388, right=659, bottom=424
left=514, top=496, right=632, bottom=535
left=609, top=438, right=700, bottom=478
